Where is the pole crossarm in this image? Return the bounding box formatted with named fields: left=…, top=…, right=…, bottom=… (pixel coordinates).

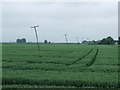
left=31, top=25, right=39, bottom=29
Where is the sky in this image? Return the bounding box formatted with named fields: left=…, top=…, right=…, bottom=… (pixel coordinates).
left=2, top=2, right=118, bottom=43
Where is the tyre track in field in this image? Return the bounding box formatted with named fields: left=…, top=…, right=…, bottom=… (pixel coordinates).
left=3, top=47, right=95, bottom=66
left=86, top=46, right=99, bottom=67
left=66, top=47, right=95, bottom=66
left=3, top=47, right=96, bottom=66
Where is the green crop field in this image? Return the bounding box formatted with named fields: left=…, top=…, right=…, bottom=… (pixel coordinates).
left=2, top=43, right=119, bottom=88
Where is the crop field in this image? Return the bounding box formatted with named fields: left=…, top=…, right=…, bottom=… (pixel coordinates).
left=2, top=43, right=119, bottom=88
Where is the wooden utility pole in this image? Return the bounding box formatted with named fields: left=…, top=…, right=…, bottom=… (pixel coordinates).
left=64, top=34, right=68, bottom=43
left=31, top=25, right=40, bottom=51
left=76, top=37, right=79, bottom=43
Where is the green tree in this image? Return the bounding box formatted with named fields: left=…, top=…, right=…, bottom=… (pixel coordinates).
left=99, top=38, right=106, bottom=44
left=118, top=36, right=120, bottom=44
left=100, top=36, right=114, bottom=45
left=16, top=39, right=21, bottom=43
left=44, top=40, right=48, bottom=43
left=90, top=40, right=98, bottom=45
left=21, top=38, right=26, bottom=43
left=16, top=38, right=26, bottom=43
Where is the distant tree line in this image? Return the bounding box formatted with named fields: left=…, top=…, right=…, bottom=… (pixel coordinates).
left=17, top=38, right=26, bottom=43
left=16, top=36, right=120, bottom=45
left=82, top=36, right=119, bottom=45
left=16, top=38, right=52, bottom=44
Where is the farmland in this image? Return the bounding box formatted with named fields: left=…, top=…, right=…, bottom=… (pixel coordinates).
left=2, top=43, right=119, bottom=88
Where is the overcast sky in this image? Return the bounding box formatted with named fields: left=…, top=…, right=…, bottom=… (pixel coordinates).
left=2, top=2, right=118, bottom=43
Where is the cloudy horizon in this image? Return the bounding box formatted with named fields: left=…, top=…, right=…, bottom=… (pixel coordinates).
left=2, top=2, right=118, bottom=43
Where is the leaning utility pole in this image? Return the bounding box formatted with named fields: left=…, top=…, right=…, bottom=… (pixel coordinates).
left=31, top=25, right=40, bottom=51
left=64, top=34, right=68, bottom=43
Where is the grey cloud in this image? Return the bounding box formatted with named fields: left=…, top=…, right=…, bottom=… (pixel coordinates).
left=2, top=2, right=118, bottom=42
